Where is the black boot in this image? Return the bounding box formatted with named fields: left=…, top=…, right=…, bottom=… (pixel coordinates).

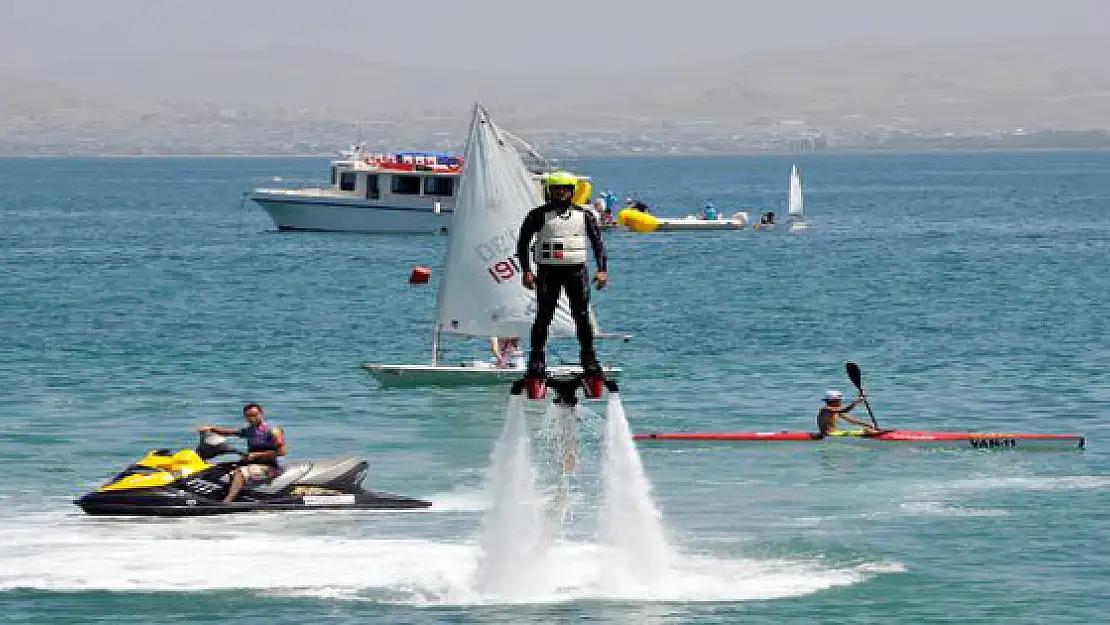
left=526, top=351, right=546, bottom=378
left=581, top=350, right=603, bottom=377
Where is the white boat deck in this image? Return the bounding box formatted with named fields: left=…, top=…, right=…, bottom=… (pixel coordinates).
left=252, top=187, right=355, bottom=199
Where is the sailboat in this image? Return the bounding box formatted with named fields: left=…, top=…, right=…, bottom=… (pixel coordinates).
left=787, top=164, right=807, bottom=230
left=363, top=105, right=627, bottom=387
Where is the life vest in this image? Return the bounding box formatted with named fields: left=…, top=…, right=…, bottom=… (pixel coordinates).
left=536, top=206, right=588, bottom=265
left=240, top=423, right=282, bottom=457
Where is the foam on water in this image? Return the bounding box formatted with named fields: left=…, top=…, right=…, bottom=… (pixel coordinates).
left=426, top=490, right=489, bottom=512
left=0, top=394, right=909, bottom=604
left=0, top=509, right=900, bottom=603
left=944, top=475, right=1110, bottom=492
left=898, top=501, right=1011, bottom=517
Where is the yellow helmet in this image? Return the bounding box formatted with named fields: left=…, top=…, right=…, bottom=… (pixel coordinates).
left=544, top=171, right=578, bottom=188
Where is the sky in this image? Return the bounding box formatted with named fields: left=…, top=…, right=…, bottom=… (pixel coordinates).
left=2, top=0, right=1108, bottom=72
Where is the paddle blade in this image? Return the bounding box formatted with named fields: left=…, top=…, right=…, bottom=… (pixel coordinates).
left=846, top=361, right=863, bottom=389
left=845, top=361, right=878, bottom=428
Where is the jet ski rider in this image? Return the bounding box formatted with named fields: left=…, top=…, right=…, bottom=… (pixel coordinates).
left=516, top=171, right=609, bottom=379
left=197, top=403, right=286, bottom=503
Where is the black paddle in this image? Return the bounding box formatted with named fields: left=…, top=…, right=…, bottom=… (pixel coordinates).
left=845, top=361, right=880, bottom=429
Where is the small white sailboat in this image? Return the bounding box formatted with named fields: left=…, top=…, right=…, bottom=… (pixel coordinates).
left=787, top=164, right=807, bottom=230
left=364, top=105, right=627, bottom=387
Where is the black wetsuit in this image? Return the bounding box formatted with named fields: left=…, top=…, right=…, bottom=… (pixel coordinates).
left=516, top=202, right=608, bottom=374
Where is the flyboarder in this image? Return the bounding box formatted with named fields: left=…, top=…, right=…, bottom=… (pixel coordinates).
left=516, top=171, right=609, bottom=389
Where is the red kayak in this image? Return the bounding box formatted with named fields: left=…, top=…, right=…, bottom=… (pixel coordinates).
left=632, top=430, right=1085, bottom=451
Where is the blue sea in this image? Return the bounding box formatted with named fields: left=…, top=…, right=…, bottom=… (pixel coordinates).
left=1, top=151, right=1107, bottom=623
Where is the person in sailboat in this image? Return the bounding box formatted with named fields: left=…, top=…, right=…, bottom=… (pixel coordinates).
left=490, top=336, right=524, bottom=369
left=517, top=171, right=609, bottom=380
left=703, top=202, right=718, bottom=220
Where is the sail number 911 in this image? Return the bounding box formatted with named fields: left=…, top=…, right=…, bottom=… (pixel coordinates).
left=487, top=254, right=524, bottom=284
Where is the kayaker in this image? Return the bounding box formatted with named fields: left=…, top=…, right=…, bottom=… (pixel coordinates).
left=817, top=390, right=879, bottom=436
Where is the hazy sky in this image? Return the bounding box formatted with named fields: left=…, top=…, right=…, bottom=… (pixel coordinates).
left=2, top=0, right=1108, bottom=71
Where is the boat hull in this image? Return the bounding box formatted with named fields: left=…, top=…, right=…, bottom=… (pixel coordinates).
left=633, top=430, right=1084, bottom=451
left=76, top=489, right=432, bottom=517
left=619, top=209, right=748, bottom=232
left=364, top=363, right=623, bottom=388
left=654, top=217, right=747, bottom=231
left=251, top=194, right=453, bottom=234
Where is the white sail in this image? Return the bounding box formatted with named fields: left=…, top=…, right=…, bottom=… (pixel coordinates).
left=435, top=105, right=585, bottom=339
left=788, top=165, right=804, bottom=218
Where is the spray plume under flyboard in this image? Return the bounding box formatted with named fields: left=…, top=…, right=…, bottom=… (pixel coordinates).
left=473, top=374, right=672, bottom=600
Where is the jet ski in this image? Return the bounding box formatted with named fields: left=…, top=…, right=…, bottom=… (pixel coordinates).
left=75, top=432, right=432, bottom=516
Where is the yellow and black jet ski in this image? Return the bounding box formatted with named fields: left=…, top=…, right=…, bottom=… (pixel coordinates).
left=75, top=433, right=432, bottom=516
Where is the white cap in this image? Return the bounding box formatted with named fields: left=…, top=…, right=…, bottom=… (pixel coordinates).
left=823, top=390, right=843, bottom=402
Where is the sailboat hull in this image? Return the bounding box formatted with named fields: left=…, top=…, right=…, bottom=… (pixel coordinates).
left=363, top=363, right=623, bottom=388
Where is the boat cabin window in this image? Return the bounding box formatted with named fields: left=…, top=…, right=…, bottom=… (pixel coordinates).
left=391, top=175, right=421, bottom=195
left=339, top=171, right=357, bottom=192
left=423, top=176, right=454, bottom=197
left=330, top=166, right=337, bottom=186
left=365, top=174, right=380, bottom=200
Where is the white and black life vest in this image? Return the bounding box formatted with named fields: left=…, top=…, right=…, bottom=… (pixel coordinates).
left=535, top=207, right=588, bottom=265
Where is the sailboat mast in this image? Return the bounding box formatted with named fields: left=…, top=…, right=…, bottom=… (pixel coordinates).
left=431, top=257, right=447, bottom=366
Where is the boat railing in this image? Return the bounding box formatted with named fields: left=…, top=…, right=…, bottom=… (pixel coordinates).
left=252, top=186, right=353, bottom=197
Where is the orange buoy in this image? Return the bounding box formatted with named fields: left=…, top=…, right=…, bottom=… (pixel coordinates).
left=409, top=265, right=432, bottom=284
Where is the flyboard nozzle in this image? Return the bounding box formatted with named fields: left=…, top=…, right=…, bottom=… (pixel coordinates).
left=526, top=377, right=547, bottom=400
left=582, top=375, right=604, bottom=399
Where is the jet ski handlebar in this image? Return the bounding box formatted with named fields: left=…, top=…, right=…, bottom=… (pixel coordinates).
left=195, top=432, right=247, bottom=460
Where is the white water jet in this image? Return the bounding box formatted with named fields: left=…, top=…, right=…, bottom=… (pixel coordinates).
left=474, top=389, right=674, bottom=596
left=598, top=392, right=671, bottom=584
left=474, top=394, right=545, bottom=597
left=539, top=402, right=580, bottom=544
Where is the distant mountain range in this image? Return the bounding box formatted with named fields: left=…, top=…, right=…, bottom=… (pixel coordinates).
left=3, top=37, right=1109, bottom=155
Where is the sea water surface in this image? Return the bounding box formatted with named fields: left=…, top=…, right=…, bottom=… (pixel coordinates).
left=1, top=152, right=1107, bottom=623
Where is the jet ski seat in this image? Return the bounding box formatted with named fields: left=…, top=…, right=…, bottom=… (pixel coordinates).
left=247, top=458, right=366, bottom=495
left=250, top=462, right=313, bottom=495
left=296, top=457, right=365, bottom=485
